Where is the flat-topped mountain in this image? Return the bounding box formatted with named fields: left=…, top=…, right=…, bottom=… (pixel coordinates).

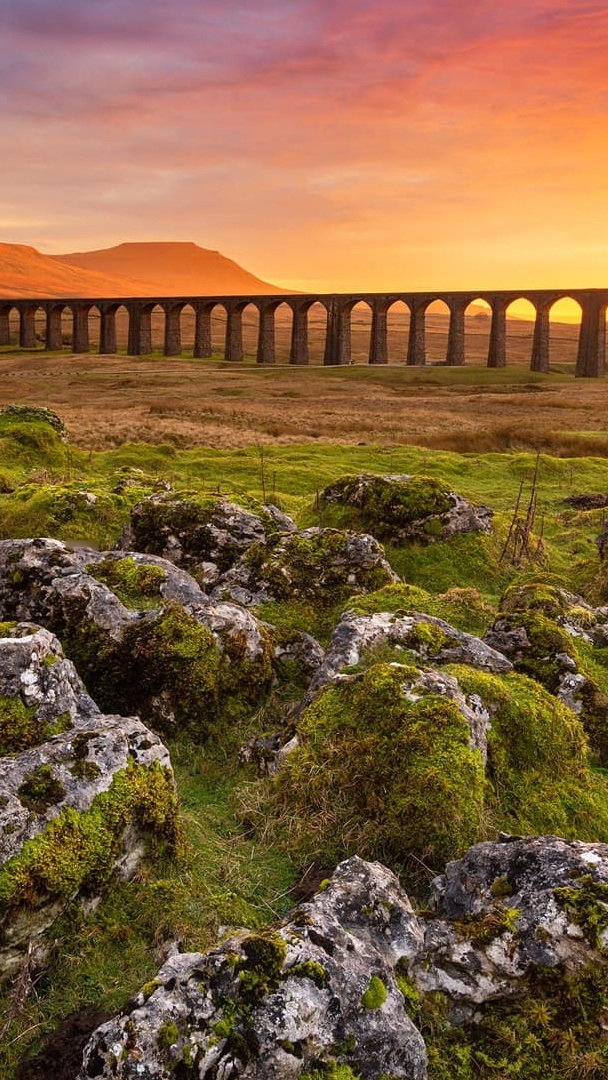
left=0, top=241, right=287, bottom=298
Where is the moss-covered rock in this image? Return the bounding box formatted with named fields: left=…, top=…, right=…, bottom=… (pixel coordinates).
left=214, top=527, right=399, bottom=608
left=316, top=473, right=492, bottom=544
left=87, top=555, right=167, bottom=610
left=485, top=590, right=608, bottom=766
left=0, top=715, right=177, bottom=979
left=262, top=663, right=488, bottom=882
left=0, top=405, right=66, bottom=440
left=117, top=493, right=295, bottom=586
left=251, top=659, right=608, bottom=890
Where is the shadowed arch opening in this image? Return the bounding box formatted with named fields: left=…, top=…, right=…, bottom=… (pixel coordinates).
left=386, top=299, right=410, bottom=363
left=464, top=298, right=491, bottom=365
left=306, top=301, right=329, bottom=365
left=239, top=302, right=260, bottom=362
left=0, top=304, right=17, bottom=347
left=505, top=298, right=536, bottom=367
left=86, top=304, right=102, bottom=352
left=270, top=301, right=293, bottom=363
left=425, top=298, right=450, bottom=364
left=177, top=302, right=196, bottom=355
left=549, top=297, right=582, bottom=370
left=348, top=299, right=373, bottom=364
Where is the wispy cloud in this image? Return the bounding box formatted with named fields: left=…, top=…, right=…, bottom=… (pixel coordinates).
left=1, top=0, right=607, bottom=286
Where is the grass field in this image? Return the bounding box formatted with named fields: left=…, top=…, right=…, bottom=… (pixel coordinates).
left=0, top=327, right=607, bottom=455
left=1, top=344, right=608, bottom=1077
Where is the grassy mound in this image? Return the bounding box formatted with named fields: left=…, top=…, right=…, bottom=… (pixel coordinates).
left=249, top=662, right=608, bottom=890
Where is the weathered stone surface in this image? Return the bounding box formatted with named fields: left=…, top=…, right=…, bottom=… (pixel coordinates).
left=0, top=539, right=275, bottom=738
left=411, top=836, right=608, bottom=1010
left=307, top=609, right=512, bottom=700
left=318, top=473, right=493, bottom=543
left=0, top=623, right=97, bottom=751
left=213, top=527, right=399, bottom=606
left=116, top=494, right=296, bottom=586
left=79, top=856, right=427, bottom=1080
left=0, top=715, right=175, bottom=980
left=74, top=548, right=211, bottom=608
left=0, top=538, right=134, bottom=639
left=484, top=591, right=608, bottom=764
left=0, top=621, right=177, bottom=979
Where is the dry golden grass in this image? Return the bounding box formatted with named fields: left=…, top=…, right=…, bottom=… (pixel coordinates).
left=1, top=311, right=606, bottom=454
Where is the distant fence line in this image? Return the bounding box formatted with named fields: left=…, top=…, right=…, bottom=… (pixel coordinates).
left=1, top=289, right=606, bottom=376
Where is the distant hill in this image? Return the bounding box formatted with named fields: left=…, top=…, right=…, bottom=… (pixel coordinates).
left=51, top=242, right=286, bottom=296
left=0, top=241, right=288, bottom=298
left=0, top=243, right=150, bottom=299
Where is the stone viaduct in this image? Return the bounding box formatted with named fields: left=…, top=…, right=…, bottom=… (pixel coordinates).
left=0, top=289, right=606, bottom=376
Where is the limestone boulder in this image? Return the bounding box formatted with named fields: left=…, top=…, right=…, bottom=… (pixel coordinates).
left=78, top=856, right=427, bottom=1080
left=0, top=622, right=178, bottom=979
left=318, top=473, right=493, bottom=543
left=411, top=835, right=608, bottom=1011
left=116, top=493, right=297, bottom=586
left=0, top=539, right=275, bottom=739
left=484, top=585, right=608, bottom=764
left=0, top=622, right=98, bottom=754
left=307, top=609, right=512, bottom=701
left=213, top=527, right=399, bottom=607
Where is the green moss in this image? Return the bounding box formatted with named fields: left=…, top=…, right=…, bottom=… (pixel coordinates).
left=500, top=582, right=568, bottom=619
left=288, top=960, right=328, bottom=989
left=244, top=528, right=394, bottom=607
left=88, top=556, right=166, bottom=610
left=299, top=1065, right=361, bottom=1080
left=490, top=876, right=514, bottom=898
left=452, top=906, right=520, bottom=947
left=0, top=405, right=66, bottom=438
left=447, top=665, right=608, bottom=840
left=17, top=764, right=66, bottom=814
left=361, top=974, right=387, bottom=1009
left=157, top=1020, right=180, bottom=1049
left=0, top=694, right=72, bottom=755
left=418, top=963, right=608, bottom=1080
left=237, top=930, right=287, bottom=1000
left=554, top=875, right=608, bottom=948
left=0, top=760, right=178, bottom=911
left=59, top=600, right=272, bottom=738
left=317, top=473, right=454, bottom=540
left=0, top=621, right=18, bottom=637
left=259, top=663, right=486, bottom=888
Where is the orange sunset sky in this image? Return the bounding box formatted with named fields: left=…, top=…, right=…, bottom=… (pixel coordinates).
left=2, top=0, right=608, bottom=294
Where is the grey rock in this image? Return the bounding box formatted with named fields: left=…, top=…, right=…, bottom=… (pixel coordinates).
left=319, top=473, right=493, bottom=543
left=116, top=494, right=297, bottom=586
left=213, top=527, right=399, bottom=607
left=79, top=856, right=427, bottom=1080
left=308, top=610, right=512, bottom=700
left=411, top=836, right=608, bottom=1009
left=0, top=623, right=98, bottom=735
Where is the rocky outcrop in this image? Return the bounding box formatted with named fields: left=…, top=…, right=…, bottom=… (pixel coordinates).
left=116, top=494, right=296, bottom=586
left=0, top=623, right=178, bottom=979
left=0, top=539, right=275, bottom=738
left=79, top=837, right=608, bottom=1079
left=79, top=856, right=427, bottom=1080
left=484, top=582, right=608, bottom=764
left=318, top=473, right=493, bottom=543
left=411, top=835, right=608, bottom=1010
left=307, top=609, right=512, bottom=700
left=213, top=527, right=399, bottom=607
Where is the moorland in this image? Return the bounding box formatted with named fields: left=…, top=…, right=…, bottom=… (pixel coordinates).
left=1, top=336, right=608, bottom=1080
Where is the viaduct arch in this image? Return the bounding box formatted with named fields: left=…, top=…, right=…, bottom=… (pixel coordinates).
left=0, top=289, right=605, bottom=376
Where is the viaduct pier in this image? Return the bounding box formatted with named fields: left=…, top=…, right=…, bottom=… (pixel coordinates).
left=1, top=289, right=606, bottom=376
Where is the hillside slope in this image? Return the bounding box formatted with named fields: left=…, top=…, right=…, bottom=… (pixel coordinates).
left=52, top=241, right=287, bottom=296
left=0, top=243, right=149, bottom=299
left=0, top=241, right=288, bottom=298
